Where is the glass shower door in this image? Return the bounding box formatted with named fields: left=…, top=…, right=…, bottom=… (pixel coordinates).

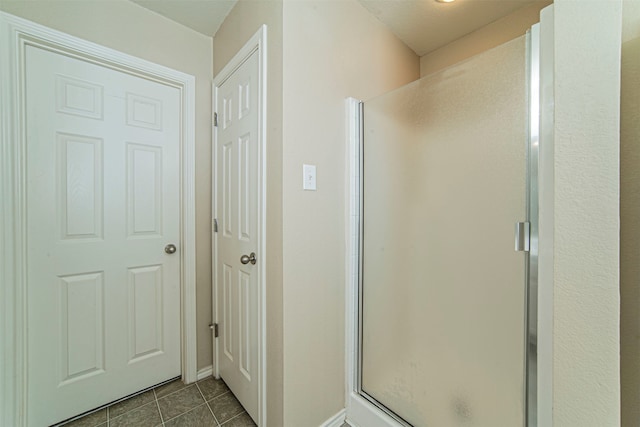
left=360, top=36, right=529, bottom=427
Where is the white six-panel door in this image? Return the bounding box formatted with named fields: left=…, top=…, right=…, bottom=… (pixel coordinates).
left=25, top=44, right=181, bottom=426
left=214, top=51, right=260, bottom=423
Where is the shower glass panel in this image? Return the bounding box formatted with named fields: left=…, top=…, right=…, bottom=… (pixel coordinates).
left=360, top=36, right=528, bottom=427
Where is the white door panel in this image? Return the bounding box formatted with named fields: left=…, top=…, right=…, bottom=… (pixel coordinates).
left=26, top=45, right=181, bottom=426
left=214, top=51, right=260, bottom=422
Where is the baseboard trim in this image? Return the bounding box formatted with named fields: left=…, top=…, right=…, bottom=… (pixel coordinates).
left=320, top=409, right=346, bottom=427
left=196, top=365, right=213, bottom=381
left=347, top=393, right=404, bottom=427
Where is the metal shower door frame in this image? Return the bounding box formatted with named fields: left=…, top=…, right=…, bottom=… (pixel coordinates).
left=348, top=25, right=542, bottom=427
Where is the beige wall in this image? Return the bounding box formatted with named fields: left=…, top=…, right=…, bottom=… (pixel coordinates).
left=419, top=1, right=551, bottom=77
left=0, top=0, right=215, bottom=370
left=620, top=1, right=640, bottom=426
left=281, top=1, right=418, bottom=424
left=552, top=1, right=622, bottom=425
left=213, top=1, right=284, bottom=425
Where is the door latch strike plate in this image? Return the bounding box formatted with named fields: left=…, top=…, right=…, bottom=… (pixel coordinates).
left=210, top=323, right=219, bottom=338
left=213, top=218, right=218, bottom=233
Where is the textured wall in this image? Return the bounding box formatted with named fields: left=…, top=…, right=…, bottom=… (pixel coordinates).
left=552, top=1, right=622, bottom=425
left=0, top=0, right=214, bottom=370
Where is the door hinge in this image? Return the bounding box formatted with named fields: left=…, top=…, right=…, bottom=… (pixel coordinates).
left=210, top=323, right=219, bottom=338
left=515, top=221, right=530, bottom=252
left=213, top=218, right=218, bottom=233
left=213, top=112, right=218, bottom=127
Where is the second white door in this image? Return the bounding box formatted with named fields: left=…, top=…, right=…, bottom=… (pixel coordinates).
left=214, top=50, right=260, bottom=423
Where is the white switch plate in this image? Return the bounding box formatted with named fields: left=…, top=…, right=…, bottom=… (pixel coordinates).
left=303, top=164, right=316, bottom=190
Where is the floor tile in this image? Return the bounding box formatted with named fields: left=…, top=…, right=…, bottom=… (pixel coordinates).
left=155, top=378, right=188, bottom=398
left=197, top=376, right=229, bottom=400
left=109, top=402, right=162, bottom=427
left=209, top=392, right=245, bottom=424
left=63, top=408, right=107, bottom=427
left=164, top=403, right=217, bottom=427
left=158, top=384, right=205, bottom=421
left=221, top=412, right=256, bottom=427
left=109, top=390, right=155, bottom=418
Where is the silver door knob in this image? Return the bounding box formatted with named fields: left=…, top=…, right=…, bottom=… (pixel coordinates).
left=165, top=244, right=177, bottom=254
left=240, top=252, right=257, bottom=265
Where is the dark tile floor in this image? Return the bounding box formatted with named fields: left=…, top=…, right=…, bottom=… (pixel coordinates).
left=61, top=377, right=256, bottom=427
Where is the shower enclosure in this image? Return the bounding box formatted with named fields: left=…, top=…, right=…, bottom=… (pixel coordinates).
left=348, top=24, right=541, bottom=427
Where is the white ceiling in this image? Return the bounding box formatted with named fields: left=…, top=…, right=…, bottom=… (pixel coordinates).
left=130, top=0, right=543, bottom=56
left=130, top=0, right=237, bottom=37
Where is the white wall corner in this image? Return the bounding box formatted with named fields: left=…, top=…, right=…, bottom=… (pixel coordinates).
left=551, top=0, right=622, bottom=425
left=181, top=68, right=198, bottom=386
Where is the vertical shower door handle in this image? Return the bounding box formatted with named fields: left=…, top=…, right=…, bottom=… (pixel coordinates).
left=515, top=222, right=530, bottom=252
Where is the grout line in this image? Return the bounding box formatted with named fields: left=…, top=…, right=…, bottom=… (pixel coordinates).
left=194, top=381, right=205, bottom=400
left=154, top=388, right=165, bottom=426
left=106, top=406, right=109, bottom=427
left=206, top=400, right=222, bottom=427
left=207, top=388, right=233, bottom=423
left=195, top=382, right=222, bottom=427
left=210, top=390, right=231, bottom=401
left=162, top=403, right=210, bottom=425
left=193, top=382, right=213, bottom=424
left=155, top=383, right=191, bottom=401
left=220, top=411, right=248, bottom=426
left=200, top=387, right=222, bottom=427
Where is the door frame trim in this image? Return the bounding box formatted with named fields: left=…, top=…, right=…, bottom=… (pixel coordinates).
left=344, top=98, right=406, bottom=427
left=211, top=25, right=267, bottom=427
left=0, top=12, right=198, bottom=426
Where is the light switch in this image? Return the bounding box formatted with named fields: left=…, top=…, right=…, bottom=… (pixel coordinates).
left=303, top=164, right=316, bottom=190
